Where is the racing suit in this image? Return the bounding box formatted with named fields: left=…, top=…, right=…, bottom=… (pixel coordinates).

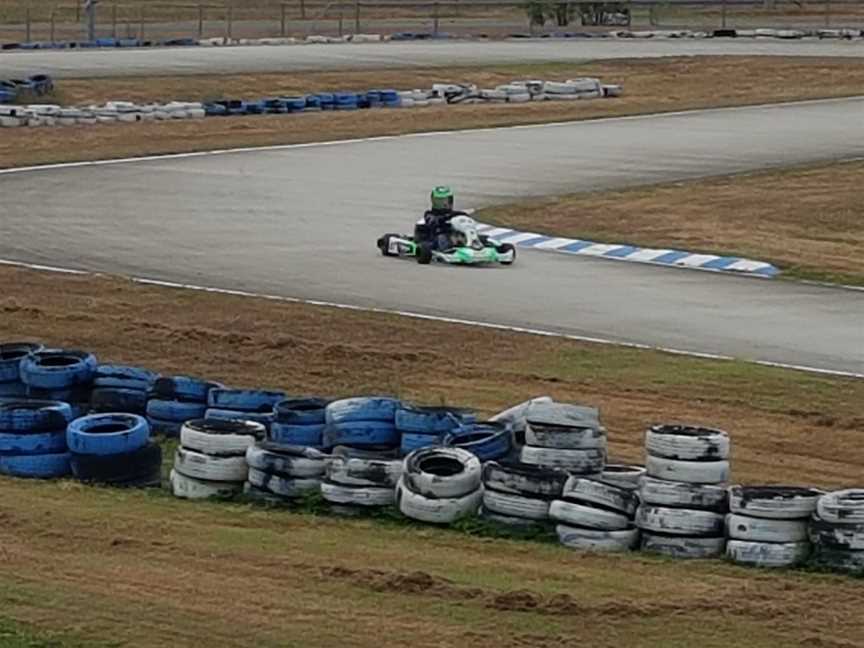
left=422, top=208, right=469, bottom=250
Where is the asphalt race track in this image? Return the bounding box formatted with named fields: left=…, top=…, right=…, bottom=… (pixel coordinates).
left=1, top=98, right=863, bottom=374
left=2, top=39, right=864, bottom=78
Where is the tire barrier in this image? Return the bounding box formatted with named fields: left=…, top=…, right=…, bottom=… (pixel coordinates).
left=479, top=461, right=567, bottom=526
left=550, top=476, right=640, bottom=552
left=519, top=402, right=607, bottom=474
left=637, top=424, right=731, bottom=559
left=245, top=442, right=325, bottom=501
left=171, top=418, right=263, bottom=499
left=0, top=342, right=43, bottom=396
left=89, top=364, right=157, bottom=415
left=67, top=413, right=159, bottom=486
left=146, top=375, right=219, bottom=438
left=0, top=400, right=72, bottom=479
left=0, top=74, right=53, bottom=105
left=320, top=451, right=402, bottom=512
left=443, top=421, right=511, bottom=462
left=204, top=387, right=284, bottom=430
left=270, top=397, right=328, bottom=448
left=19, top=348, right=97, bottom=417
left=810, top=489, right=864, bottom=572
left=1, top=100, right=206, bottom=129
left=322, top=397, right=401, bottom=450
left=397, top=447, right=483, bottom=523
left=395, top=404, right=474, bottom=454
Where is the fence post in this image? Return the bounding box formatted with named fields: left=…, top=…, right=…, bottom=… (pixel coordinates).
left=300, top=0, right=306, bottom=20
left=227, top=0, right=233, bottom=39
left=198, top=4, right=204, bottom=38
left=76, top=0, right=81, bottom=22
left=25, top=4, right=31, bottom=43
left=50, top=9, right=56, bottom=42
left=280, top=3, right=286, bottom=36
left=825, top=0, right=831, bottom=26
left=721, top=0, right=727, bottom=28
left=338, top=2, right=344, bottom=37
left=86, top=1, right=96, bottom=41
left=433, top=1, right=439, bottom=35
left=139, top=5, right=144, bottom=40
left=354, top=0, right=360, bottom=34
left=112, top=3, right=118, bottom=38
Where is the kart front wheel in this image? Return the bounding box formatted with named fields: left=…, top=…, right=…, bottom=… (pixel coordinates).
left=417, top=244, right=433, bottom=265
left=378, top=234, right=399, bottom=257
left=499, top=243, right=516, bottom=265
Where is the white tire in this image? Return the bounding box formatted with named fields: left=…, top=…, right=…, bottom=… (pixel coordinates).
left=170, top=469, right=243, bottom=499
left=524, top=421, right=607, bottom=450
left=180, top=419, right=263, bottom=456
left=639, top=476, right=727, bottom=511
left=809, top=514, right=864, bottom=551
left=726, top=540, right=810, bottom=567
left=645, top=455, right=729, bottom=484
left=556, top=524, right=639, bottom=552
left=320, top=480, right=394, bottom=507
left=726, top=513, right=808, bottom=542
left=247, top=467, right=320, bottom=498
left=636, top=505, right=724, bottom=536
left=816, top=489, right=864, bottom=524
left=563, top=477, right=638, bottom=515
left=520, top=445, right=605, bottom=474
left=598, top=464, right=645, bottom=490
left=397, top=478, right=481, bottom=524
left=174, top=447, right=247, bottom=482
left=402, top=447, right=481, bottom=499
left=507, top=93, right=531, bottom=103
left=645, top=424, right=729, bottom=460
left=480, top=460, right=568, bottom=498
left=542, top=81, right=577, bottom=94
left=728, top=485, right=823, bottom=519
left=489, top=396, right=553, bottom=433
left=479, top=507, right=544, bottom=528
left=640, top=532, right=725, bottom=558
left=482, top=489, right=549, bottom=520
left=245, top=443, right=325, bottom=477
left=549, top=499, right=631, bottom=531
left=325, top=456, right=402, bottom=488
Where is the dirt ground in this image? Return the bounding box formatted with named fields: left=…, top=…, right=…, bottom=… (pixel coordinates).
left=0, top=264, right=863, bottom=647
left=3, top=56, right=864, bottom=169
left=479, top=159, right=864, bottom=286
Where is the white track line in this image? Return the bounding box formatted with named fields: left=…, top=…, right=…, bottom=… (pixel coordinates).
left=2, top=257, right=861, bottom=380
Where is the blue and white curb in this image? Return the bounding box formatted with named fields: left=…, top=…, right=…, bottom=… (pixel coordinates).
left=475, top=223, right=779, bottom=277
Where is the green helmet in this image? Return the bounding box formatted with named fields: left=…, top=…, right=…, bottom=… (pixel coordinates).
left=430, top=185, right=454, bottom=210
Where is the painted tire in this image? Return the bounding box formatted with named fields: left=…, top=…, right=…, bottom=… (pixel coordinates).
left=325, top=397, right=400, bottom=424
left=0, top=400, right=72, bottom=432
left=247, top=467, right=320, bottom=498
left=246, top=442, right=326, bottom=478
left=207, top=388, right=286, bottom=412
left=322, top=421, right=399, bottom=448
left=146, top=399, right=207, bottom=423
left=645, top=455, right=729, bottom=485
left=482, top=489, right=549, bottom=520
left=0, top=451, right=71, bottom=478
left=809, top=514, right=864, bottom=551
left=173, top=447, right=247, bottom=482
left=726, top=540, right=810, bottom=567
left=726, top=513, right=808, bottom=543
left=816, top=489, right=864, bottom=524
left=640, top=476, right=728, bottom=511
left=728, top=485, right=823, bottom=519
left=89, top=387, right=148, bottom=414
left=325, top=455, right=402, bottom=487
left=549, top=499, right=631, bottom=531
left=563, top=477, right=638, bottom=515
left=93, top=364, right=157, bottom=391
left=0, top=341, right=43, bottom=382
left=481, top=460, right=568, bottom=499
left=0, top=428, right=67, bottom=455
left=320, top=480, right=394, bottom=507
left=19, top=349, right=97, bottom=389
left=443, top=422, right=511, bottom=462
left=71, top=441, right=162, bottom=484
left=150, top=375, right=220, bottom=402
left=269, top=421, right=324, bottom=447
left=640, top=532, right=725, bottom=559
left=636, top=505, right=725, bottom=537
left=400, top=432, right=441, bottom=455
left=66, top=413, right=150, bottom=456
left=597, top=464, right=645, bottom=491
left=395, top=405, right=475, bottom=434
left=205, top=408, right=274, bottom=428
left=170, top=468, right=243, bottom=499
left=180, top=418, right=263, bottom=456
left=397, top=477, right=482, bottom=523
left=556, top=524, right=639, bottom=552
left=274, top=398, right=328, bottom=425
left=645, top=424, right=730, bottom=460
left=520, top=445, right=606, bottom=474
left=402, top=447, right=482, bottom=499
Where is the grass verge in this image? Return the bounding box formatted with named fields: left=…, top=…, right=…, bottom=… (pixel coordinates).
left=477, top=158, right=864, bottom=286
left=2, top=56, right=864, bottom=169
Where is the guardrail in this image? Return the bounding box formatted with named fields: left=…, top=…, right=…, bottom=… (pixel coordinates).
left=1, top=0, right=863, bottom=44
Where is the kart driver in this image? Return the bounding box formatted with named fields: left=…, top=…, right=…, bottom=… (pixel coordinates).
left=423, top=186, right=470, bottom=250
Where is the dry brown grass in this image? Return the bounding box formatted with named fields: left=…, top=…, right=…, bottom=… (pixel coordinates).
left=3, top=56, right=864, bottom=169
left=0, top=264, right=863, bottom=647
left=479, top=159, right=864, bottom=285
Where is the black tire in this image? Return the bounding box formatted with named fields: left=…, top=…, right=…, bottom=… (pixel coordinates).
left=499, top=243, right=516, bottom=265
left=417, top=244, right=433, bottom=265
left=377, top=234, right=397, bottom=257
left=71, top=441, right=162, bottom=485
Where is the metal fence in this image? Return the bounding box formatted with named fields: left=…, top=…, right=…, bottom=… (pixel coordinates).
left=1, top=0, right=863, bottom=43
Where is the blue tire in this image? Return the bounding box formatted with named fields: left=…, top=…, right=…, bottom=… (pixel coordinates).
left=0, top=400, right=73, bottom=432
left=0, top=381, right=27, bottom=397
left=66, top=413, right=149, bottom=456
left=19, top=349, right=97, bottom=390
left=146, top=399, right=207, bottom=422
left=205, top=408, right=274, bottom=428
left=207, top=388, right=286, bottom=412
left=0, top=451, right=71, bottom=478
left=269, top=421, right=324, bottom=447
left=325, top=397, right=400, bottom=425
left=274, top=398, right=328, bottom=425
left=93, top=365, right=156, bottom=391
left=25, top=385, right=91, bottom=404
left=443, top=422, right=512, bottom=462
left=147, top=417, right=182, bottom=438
left=322, top=421, right=399, bottom=448
left=395, top=405, right=475, bottom=434
left=150, top=375, right=220, bottom=402
left=0, top=342, right=43, bottom=382
left=90, top=388, right=148, bottom=414
left=0, top=428, right=67, bottom=455
left=400, top=432, right=442, bottom=455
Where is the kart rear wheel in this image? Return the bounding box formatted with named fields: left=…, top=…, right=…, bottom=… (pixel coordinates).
left=378, top=234, right=399, bottom=257
left=499, top=243, right=516, bottom=265
left=417, top=244, right=433, bottom=265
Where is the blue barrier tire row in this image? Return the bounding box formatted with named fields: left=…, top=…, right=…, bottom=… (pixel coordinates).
left=270, top=398, right=328, bottom=447
left=322, top=397, right=400, bottom=449
left=147, top=375, right=220, bottom=438
left=0, top=400, right=73, bottom=479
left=71, top=442, right=162, bottom=486
left=0, top=341, right=43, bottom=383
left=20, top=349, right=97, bottom=390
left=0, top=75, right=53, bottom=104
left=443, top=421, right=512, bottom=462
left=67, top=413, right=149, bottom=455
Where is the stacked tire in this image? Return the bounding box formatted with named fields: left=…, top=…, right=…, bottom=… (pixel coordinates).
left=146, top=375, right=218, bottom=437
left=320, top=446, right=403, bottom=513
left=270, top=398, right=329, bottom=448
left=205, top=388, right=285, bottom=430
left=67, top=413, right=160, bottom=487
left=480, top=460, right=567, bottom=528
left=0, top=400, right=72, bottom=479
left=444, top=421, right=511, bottom=462
left=551, top=476, right=640, bottom=551
left=518, top=402, right=607, bottom=476
left=245, top=441, right=326, bottom=502
left=89, top=364, right=157, bottom=415
left=725, top=485, right=821, bottom=568
left=395, top=404, right=473, bottom=455
left=396, top=447, right=482, bottom=524
left=322, top=397, right=400, bottom=451
left=636, top=425, right=730, bottom=559
left=809, top=489, right=864, bottom=572
left=171, top=418, right=263, bottom=499
left=0, top=342, right=43, bottom=397
left=20, top=349, right=97, bottom=418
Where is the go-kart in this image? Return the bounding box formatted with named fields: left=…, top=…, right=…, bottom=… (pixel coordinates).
left=377, top=215, right=516, bottom=266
